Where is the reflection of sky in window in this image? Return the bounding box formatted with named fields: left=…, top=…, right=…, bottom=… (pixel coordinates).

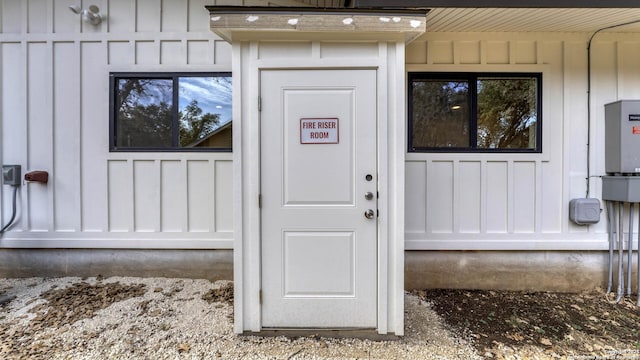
left=118, top=79, right=172, bottom=106
left=179, top=77, right=232, bottom=128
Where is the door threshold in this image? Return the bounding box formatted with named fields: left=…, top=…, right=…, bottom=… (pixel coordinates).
left=242, top=328, right=399, bottom=341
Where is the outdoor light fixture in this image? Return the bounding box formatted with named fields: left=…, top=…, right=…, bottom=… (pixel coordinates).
left=206, top=6, right=428, bottom=42
left=69, top=5, right=103, bottom=25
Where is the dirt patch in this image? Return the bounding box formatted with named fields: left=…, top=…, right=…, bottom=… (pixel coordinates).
left=0, top=281, right=147, bottom=359
left=202, top=281, right=233, bottom=304
left=413, top=289, right=640, bottom=358
left=33, top=282, right=147, bottom=327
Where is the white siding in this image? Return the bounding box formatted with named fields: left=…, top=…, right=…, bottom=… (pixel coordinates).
left=2, top=1, right=640, bottom=251
left=0, top=0, right=245, bottom=248
left=405, top=32, right=640, bottom=250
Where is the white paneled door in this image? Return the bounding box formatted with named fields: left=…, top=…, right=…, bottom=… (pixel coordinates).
left=260, top=69, right=378, bottom=328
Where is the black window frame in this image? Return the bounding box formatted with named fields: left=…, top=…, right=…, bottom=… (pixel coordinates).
left=408, top=72, right=542, bottom=153
left=109, top=72, right=232, bottom=152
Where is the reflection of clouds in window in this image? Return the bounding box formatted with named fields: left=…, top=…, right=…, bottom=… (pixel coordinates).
left=179, top=77, right=232, bottom=126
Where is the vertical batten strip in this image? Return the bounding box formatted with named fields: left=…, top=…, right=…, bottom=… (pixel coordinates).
left=127, top=159, right=134, bottom=232
left=47, top=0, right=54, bottom=34
left=181, top=159, right=189, bottom=232
left=48, top=40, right=55, bottom=232
left=509, top=39, right=515, bottom=65
left=507, top=160, right=515, bottom=233
left=311, top=40, right=321, bottom=59
left=155, top=159, right=161, bottom=232
left=535, top=160, right=543, bottom=233
left=536, top=40, right=543, bottom=65
left=452, top=159, right=460, bottom=233
left=22, top=41, right=30, bottom=231
left=210, top=159, right=217, bottom=233
left=24, top=0, right=29, bottom=34
left=424, top=159, right=432, bottom=234
left=480, top=160, right=487, bottom=233
left=480, top=39, right=487, bottom=65
left=615, top=40, right=622, bottom=100
left=76, top=41, right=83, bottom=231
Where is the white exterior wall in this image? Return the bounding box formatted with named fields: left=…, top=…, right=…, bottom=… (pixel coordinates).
left=2, top=1, right=639, bottom=253
left=0, top=0, right=259, bottom=248
left=405, top=32, right=640, bottom=251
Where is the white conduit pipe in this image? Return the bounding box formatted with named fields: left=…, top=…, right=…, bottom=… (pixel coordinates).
left=628, top=203, right=634, bottom=297
left=607, top=201, right=615, bottom=294
left=616, top=202, right=624, bottom=303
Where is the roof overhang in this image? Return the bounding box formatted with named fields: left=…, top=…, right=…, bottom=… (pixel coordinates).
left=355, top=0, right=640, bottom=8
left=206, top=6, right=428, bottom=43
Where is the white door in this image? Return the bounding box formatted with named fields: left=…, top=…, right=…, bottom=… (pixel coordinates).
left=260, top=69, right=378, bottom=328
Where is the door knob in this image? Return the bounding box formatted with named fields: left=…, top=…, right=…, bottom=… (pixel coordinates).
left=364, top=209, right=375, bottom=219
left=364, top=192, right=374, bottom=200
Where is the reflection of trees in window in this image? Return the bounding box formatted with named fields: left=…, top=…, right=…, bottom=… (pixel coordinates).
left=111, top=73, right=232, bottom=151
left=412, top=80, right=469, bottom=148
left=116, top=79, right=172, bottom=148
left=409, top=73, right=540, bottom=152
left=179, top=99, right=220, bottom=147
left=477, top=78, right=537, bottom=149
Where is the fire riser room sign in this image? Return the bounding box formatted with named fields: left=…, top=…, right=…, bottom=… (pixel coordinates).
left=300, top=118, right=339, bottom=144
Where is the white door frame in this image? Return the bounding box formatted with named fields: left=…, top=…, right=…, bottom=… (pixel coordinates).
left=232, top=39, right=406, bottom=335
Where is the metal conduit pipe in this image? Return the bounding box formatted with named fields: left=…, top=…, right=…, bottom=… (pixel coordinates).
left=637, top=208, right=640, bottom=306
left=606, top=201, right=615, bottom=294
left=628, top=203, right=634, bottom=297
left=616, top=202, right=624, bottom=303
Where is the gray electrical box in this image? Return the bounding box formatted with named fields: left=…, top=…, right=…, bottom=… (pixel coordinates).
left=605, top=100, right=640, bottom=174
left=2, top=165, right=21, bottom=186
left=602, top=176, right=640, bottom=202
left=569, top=198, right=601, bottom=225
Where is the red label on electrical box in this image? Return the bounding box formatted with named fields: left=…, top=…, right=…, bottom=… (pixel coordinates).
left=633, top=126, right=640, bottom=134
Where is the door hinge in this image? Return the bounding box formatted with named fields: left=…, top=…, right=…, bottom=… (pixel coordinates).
left=258, top=96, right=262, bottom=112
left=258, top=194, right=262, bottom=208
left=259, top=289, right=262, bottom=304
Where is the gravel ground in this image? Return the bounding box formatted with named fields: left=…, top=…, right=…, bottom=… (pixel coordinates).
left=0, top=277, right=480, bottom=360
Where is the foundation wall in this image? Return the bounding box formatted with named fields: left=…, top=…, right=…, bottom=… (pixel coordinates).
left=2, top=249, right=635, bottom=293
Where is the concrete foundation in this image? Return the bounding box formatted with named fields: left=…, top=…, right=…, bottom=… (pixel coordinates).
left=406, top=250, right=637, bottom=292
left=0, top=249, right=635, bottom=293
left=0, top=249, right=233, bottom=280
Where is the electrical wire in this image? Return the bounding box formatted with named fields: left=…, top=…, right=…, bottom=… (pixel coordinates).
left=0, top=185, right=19, bottom=234
left=586, top=19, right=640, bottom=198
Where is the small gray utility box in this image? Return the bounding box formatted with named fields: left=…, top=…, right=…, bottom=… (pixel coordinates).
left=605, top=100, right=640, bottom=174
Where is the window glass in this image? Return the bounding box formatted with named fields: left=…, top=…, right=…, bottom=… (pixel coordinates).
left=411, top=79, right=469, bottom=148
left=116, top=79, right=173, bottom=148
left=111, top=73, right=232, bottom=151
left=178, top=76, right=233, bottom=148
left=409, top=73, right=541, bottom=153
left=477, top=77, right=538, bottom=149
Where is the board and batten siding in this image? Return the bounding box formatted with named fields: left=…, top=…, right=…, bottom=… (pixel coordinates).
left=405, top=32, right=640, bottom=250
left=0, top=0, right=270, bottom=248
left=2, top=1, right=640, bottom=251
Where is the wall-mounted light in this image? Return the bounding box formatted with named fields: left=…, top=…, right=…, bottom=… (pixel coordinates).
left=69, top=5, right=103, bottom=25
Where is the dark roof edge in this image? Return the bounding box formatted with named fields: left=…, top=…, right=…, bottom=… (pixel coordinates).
left=205, top=6, right=428, bottom=15
left=354, top=0, right=640, bottom=8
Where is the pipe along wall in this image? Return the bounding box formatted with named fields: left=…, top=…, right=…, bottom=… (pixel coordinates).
left=606, top=201, right=640, bottom=306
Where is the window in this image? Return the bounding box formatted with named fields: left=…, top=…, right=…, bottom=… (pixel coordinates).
left=110, top=73, right=232, bottom=151
left=408, top=72, right=541, bottom=152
